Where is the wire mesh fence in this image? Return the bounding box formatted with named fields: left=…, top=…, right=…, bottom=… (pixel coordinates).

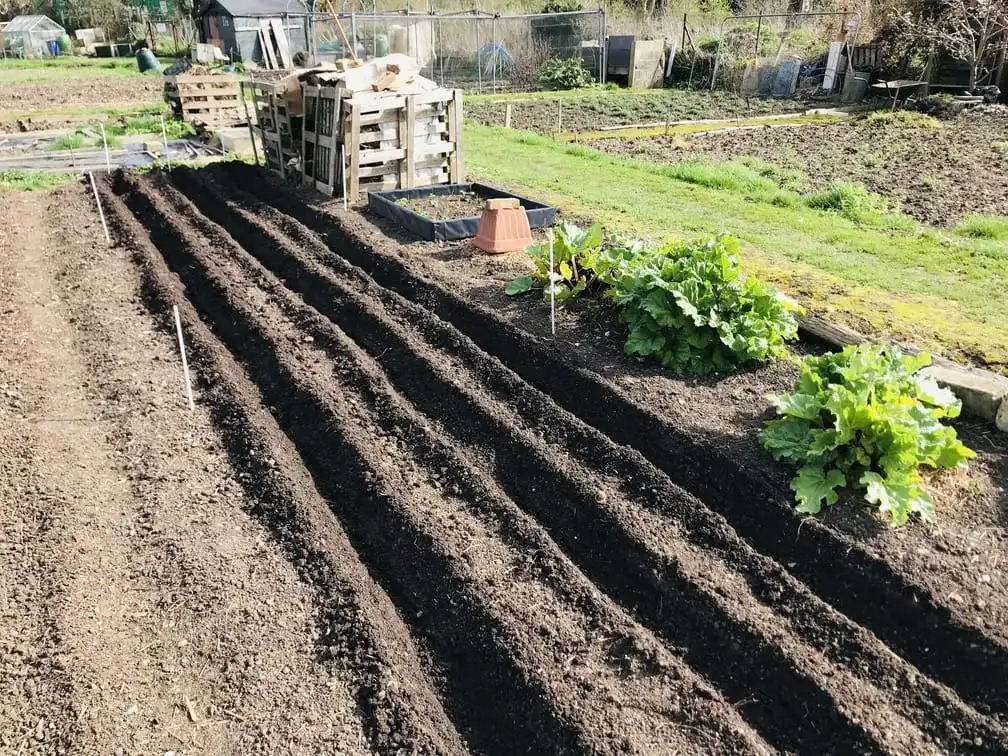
left=670, top=10, right=864, bottom=100
left=311, top=9, right=606, bottom=93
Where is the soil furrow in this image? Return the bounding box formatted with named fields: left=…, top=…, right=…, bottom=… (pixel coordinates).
left=111, top=173, right=769, bottom=755
left=219, top=161, right=1008, bottom=720
left=170, top=166, right=1006, bottom=753
left=97, top=179, right=468, bottom=756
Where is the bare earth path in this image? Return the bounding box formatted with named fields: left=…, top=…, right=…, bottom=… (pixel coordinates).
left=0, top=187, right=375, bottom=754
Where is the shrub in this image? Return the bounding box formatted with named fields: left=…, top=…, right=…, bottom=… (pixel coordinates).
left=761, top=346, right=974, bottom=525
left=606, top=235, right=802, bottom=374
left=537, top=57, right=595, bottom=90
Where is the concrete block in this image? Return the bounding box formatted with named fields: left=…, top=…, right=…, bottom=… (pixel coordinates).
left=920, top=363, right=1008, bottom=422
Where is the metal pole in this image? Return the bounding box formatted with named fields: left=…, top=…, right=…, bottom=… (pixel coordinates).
left=600, top=10, right=607, bottom=85
left=492, top=15, right=497, bottom=92
left=476, top=16, right=482, bottom=94
left=754, top=11, right=762, bottom=59
left=438, top=17, right=444, bottom=87
left=100, top=124, right=110, bottom=173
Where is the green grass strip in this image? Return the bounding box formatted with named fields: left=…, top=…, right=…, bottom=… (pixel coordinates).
left=464, top=124, right=1008, bottom=368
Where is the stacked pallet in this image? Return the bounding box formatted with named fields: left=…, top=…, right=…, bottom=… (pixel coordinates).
left=243, top=79, right=301, bottom=178
left=343, top=89, right=463, bottom=200
left=165, top=74, right=243, bottom=128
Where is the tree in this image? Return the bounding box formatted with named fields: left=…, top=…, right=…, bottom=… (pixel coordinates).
left=898, top=0, right=1008, bottom=88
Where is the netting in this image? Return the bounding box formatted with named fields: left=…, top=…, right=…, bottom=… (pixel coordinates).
left=311, top=10, right=606, bottom=92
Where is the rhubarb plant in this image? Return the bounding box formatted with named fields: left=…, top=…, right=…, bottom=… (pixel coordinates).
left=605, top=235, right=802, bottom=374
left=761, top=345, right=975, bottom=526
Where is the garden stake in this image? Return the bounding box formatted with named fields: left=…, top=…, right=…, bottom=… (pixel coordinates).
left=341, top=145, right=348, bottom=211
left=173, top=305, right=195, bottom=413
left=557, top=99, right=563, bottom=136
left=160, top=115, right=170, bottom=170
left=505, top=102, right=512, bottom=129
left=87, top=171, right=111, bottom=245
left=100, top=124, right=111, bottom=172
left=549, top=234, right=556, bottom=337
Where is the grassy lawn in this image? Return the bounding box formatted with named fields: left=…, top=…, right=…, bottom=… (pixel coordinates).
left=465, top=124, right=1008, bottom=370
left=0, top=56, right=177, bottom=82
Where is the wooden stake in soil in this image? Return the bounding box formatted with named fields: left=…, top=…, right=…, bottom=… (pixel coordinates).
left=557, top=99, right=563, bottom=137
left=172, top=305, right=195, bottom=413
left=87, top=171, right=111, bottom=245
left=160, top=115, right=171, bottom=170
left=100, top=124, right=111, bottom=172
left=505, top=102, right=512, bottom=129
left=341, top=145, right=348, bottom=211
left=552, top=232, right=560, bottom=336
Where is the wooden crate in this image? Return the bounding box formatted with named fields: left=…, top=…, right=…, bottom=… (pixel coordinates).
left=343, top=89, right=463, bottom=201
left=243, top=80, right=301, bottom=179
left=165, top=74, right=243, bottom=127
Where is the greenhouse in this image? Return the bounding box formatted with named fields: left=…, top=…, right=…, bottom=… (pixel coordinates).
left=2, top=15, right=67, bottom=58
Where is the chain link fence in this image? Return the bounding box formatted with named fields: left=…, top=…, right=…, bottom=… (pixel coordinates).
left=311, top=9, right=606, bottom=93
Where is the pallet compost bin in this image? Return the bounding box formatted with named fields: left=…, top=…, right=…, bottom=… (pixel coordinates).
left=368, top=183, right=556, bottom=242
left=165, top=74, right=243, bottom=128
left=243, top=79, right=301, bottom=178
left=343, top=89, right=464, bottom=201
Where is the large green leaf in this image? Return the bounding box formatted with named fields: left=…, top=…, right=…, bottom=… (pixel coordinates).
left=505, top=276, right=534, bottom=296
left=791, top=466, right=846, bottom=514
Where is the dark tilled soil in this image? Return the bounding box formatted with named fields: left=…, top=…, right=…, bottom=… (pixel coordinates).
left=399, top=190, right=486, bottom=221
left=587, top=114, right=1008, bottom=226
left=466, top=90, right=804, bottom=134
left=144, top=161, right=1008, bottom=751
left=7, top=159, right=1007, bottom=752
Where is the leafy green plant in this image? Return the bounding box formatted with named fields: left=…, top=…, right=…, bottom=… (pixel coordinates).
left=761, top=346, right=974, bottom=526
left=606, top=234, right=802, bottom=374
left=537, top=57, right=595, bottom=90
left=506, top=222, right=629, bottom=301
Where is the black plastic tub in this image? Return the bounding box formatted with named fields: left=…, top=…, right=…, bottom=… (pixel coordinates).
left=368, top=182, right=556, bottom=242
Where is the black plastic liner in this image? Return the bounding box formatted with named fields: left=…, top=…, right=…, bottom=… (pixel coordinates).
left=368, top=183, right=556, bottom=242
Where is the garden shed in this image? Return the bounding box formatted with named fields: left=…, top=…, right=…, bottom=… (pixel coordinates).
left=197, top=0, right=311, bottom=65
left=2, top=15, right=66, bottom=58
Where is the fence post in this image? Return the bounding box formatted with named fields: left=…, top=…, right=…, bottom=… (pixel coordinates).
left=754, top=11, right=763, bottom=59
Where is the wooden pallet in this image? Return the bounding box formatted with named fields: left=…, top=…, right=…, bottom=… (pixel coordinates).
left=165, top=74, right=243, bottom=127
left=301, top=85, right=347, bottom=196
left=343, top=89, right=463, bottom=202
left=244, top=79, right=301, bottom=178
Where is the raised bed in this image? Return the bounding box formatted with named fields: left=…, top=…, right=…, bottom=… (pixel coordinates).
left=368, top=182, right=556, bottom=242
